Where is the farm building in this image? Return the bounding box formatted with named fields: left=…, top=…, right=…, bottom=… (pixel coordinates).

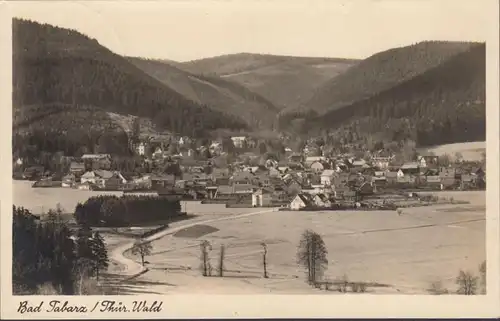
left=290, top=193, right=313, bottom=210
left=313, top=194, right=332, bottom=208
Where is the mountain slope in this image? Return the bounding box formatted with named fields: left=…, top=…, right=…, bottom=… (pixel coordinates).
left=297, top=43, right=486, bottom=147
left=12, top=19, right=248, bottom=141
left=180, top=53, right=358, bottom=109
left=127, top=57, right=279, bottom=129
left=280, top=41, right=476, bottom=119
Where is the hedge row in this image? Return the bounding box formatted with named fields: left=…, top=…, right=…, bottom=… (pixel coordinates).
left=74, top=195, right=183, bottom=227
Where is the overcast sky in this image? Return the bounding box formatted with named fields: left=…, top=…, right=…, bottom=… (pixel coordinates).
left=8, top=0, right=494, bottom=62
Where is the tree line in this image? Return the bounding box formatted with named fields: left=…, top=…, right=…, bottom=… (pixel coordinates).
left=13, top=206, right=108, bottom=295
left=74, top=195, right=184, bottom=227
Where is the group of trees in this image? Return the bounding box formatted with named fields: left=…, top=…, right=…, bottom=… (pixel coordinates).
left=192, top=230, right=326, bottom=284
left=74, top=195, right=183, bottom=227
left=13, top=206, right=108, bottom=295
left=428, top=260, right=487, bottom=295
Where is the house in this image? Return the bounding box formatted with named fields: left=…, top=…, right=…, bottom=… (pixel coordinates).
left=418, top=155, right=439, bottom=168
left=313, top=194, right=332, bottom=208
left=211, top=168, right=230, bottom=180
left=277, top=166, right=289, bottom=174
left=439, top=167, right=456, bottom=178
left=230, top=171, right=255, bottom=185
left=310, top=161, right=326, bottom=173
left=230, top=136, right=247, bottom=148
left=351, top=159, right=367, bottom=168
left=81, top=154, right=112, bottom=169
left=290, top=193, right=313, bottom=210
left=136, top=142, right=146, bottom=156
left=400, top=162, right=420, bottom=175
left=269, top=167, right=281, bottom=178
left=80, top=170, right=114, bottom=188
left=209, top=141, right=223, bottom=154
left=305, top=156, right=325, bottom=168
left=206, top=185, right=218, bottom=199
left=69, top=162, right=86, bottom=175
left=105, top=174, right=126, bottom=190
left=216, top=184, right=254, bottom=198
left=61, top=174, right=76, bottom=188
left=320, top=170, right=336, bottom=186
left=153, top=147, right=164, bottom=159
left=81, top=154, right=111, bottom=161
left=252, top=188, right=273, bottom=207
left=265, top=159, right=278, bottom=169
left=385, top=171, right=399, bottom=185
left=371, top=155, right=393, bottom=169
left=150, top=174, right=176, bottom=189
left=425, top=175, right=442, bottom=188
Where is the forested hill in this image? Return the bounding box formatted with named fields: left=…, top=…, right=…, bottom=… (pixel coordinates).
left=295, top=43, right=486, bottom=148
left=12, top=18, right=248, bottom=139
left=127, top=57, right=280, bottom=129
left=279, top=41, right=477, bottom=120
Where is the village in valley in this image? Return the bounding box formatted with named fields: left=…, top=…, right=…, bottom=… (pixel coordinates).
left=15, top=133, right=486, bottom=211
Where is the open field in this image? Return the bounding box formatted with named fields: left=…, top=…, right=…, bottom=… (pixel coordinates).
left=118, top=191, right=485, bottom=295
left=420, top=141, right=485, bottom=161
left=11, top=180, right=486, bottom=294
left=13, top=180, right=123, bottom=214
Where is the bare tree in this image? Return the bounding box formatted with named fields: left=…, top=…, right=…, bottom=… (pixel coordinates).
left=200, top=240, right=212, bottom=277
left=296, top=229, right=328, bottom=285
left=456, top=270, right=479, bottom=295
left=131, top=239, right=152, bottom=267
left=261, top=242, right=269, bottom=278
left=218, top=244, right=226, bottom=277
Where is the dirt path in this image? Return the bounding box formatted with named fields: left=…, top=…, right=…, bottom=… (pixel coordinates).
left=108, top=207, right=280, bottom=279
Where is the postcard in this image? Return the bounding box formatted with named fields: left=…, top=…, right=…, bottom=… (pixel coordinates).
left=1, top=0, right=499, bottom=318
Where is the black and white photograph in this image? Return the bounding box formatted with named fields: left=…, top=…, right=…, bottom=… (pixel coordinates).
left=2, top=0, right=499, bottom=318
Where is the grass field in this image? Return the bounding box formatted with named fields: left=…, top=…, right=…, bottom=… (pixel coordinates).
left=420, top=141, right=486, bottom=161
left=119, top=191, right=485, bottom=295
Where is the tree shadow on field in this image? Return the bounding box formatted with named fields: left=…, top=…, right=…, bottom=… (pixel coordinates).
left=99, top=272, right=176, bottom=295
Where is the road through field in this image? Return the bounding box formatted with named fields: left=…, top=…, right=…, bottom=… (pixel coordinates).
left=108, top=207, right=280, bottom=278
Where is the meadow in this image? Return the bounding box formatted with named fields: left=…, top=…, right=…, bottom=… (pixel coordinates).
left=119, top=191, right=486, bottom=294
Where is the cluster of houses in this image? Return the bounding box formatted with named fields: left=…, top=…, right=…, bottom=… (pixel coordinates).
left=20, top=147, right=486, bottom=211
